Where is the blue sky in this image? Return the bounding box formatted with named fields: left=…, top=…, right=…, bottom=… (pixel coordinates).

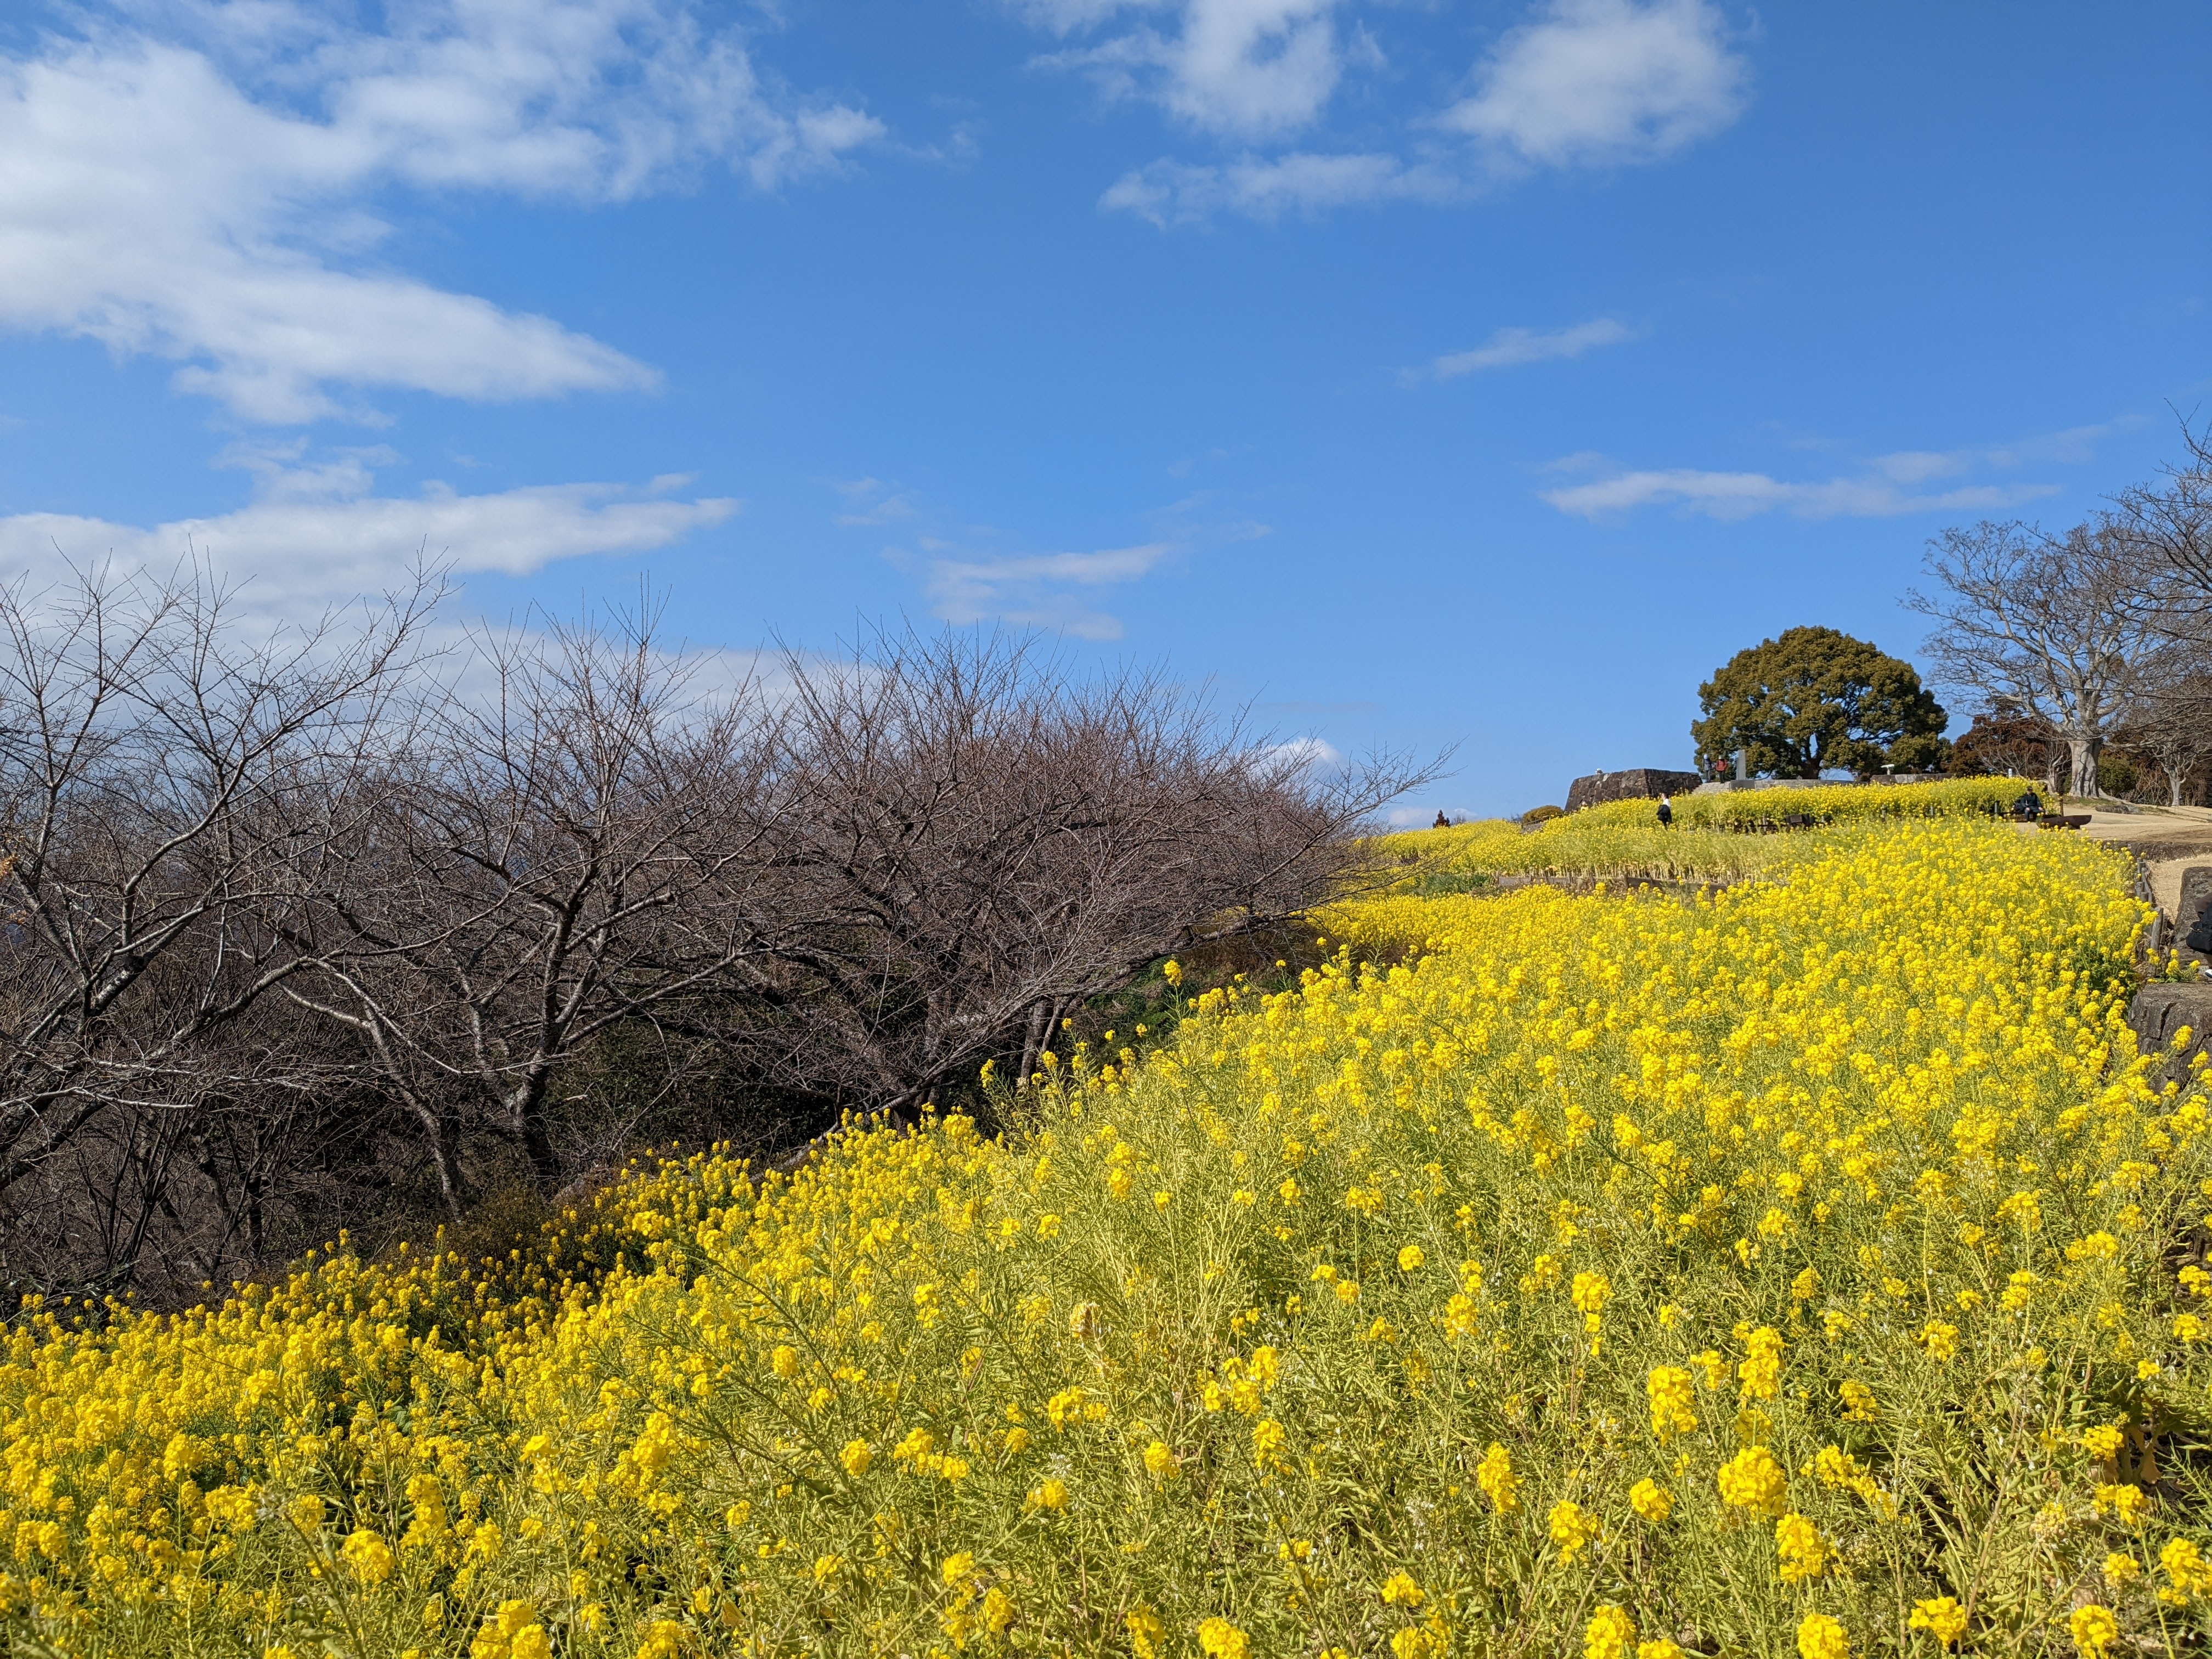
left=1, top=0, right=2205, bottom=819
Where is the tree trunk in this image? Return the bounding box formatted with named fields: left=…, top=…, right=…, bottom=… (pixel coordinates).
left=2068, top=736, right=2102, bottom=799
left=402, top=1098, right=469, bottom=1225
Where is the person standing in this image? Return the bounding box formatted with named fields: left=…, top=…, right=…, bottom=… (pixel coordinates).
left=1657, top=794, right=1674, bottom=829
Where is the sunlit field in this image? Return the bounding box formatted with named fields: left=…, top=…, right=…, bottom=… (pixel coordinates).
left=6, top=802, right=2210, bottom=1657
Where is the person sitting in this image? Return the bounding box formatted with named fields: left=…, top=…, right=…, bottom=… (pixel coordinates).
left=2012, top=789, right=2042, bottom=821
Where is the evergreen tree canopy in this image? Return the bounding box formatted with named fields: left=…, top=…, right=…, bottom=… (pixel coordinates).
left=1692, top=626, right=1948, bottom=779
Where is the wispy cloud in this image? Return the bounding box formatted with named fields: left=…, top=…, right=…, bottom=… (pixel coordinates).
left=0, top=448, right=738, bottom=612
left=1541, top=419, right=2130, bottom=522
left=1412, top=317, right=1635, bottom=382
left=826, top=477, right=923, bottom=527
left=1100, top=150, right=1453, bottom=225
left=926, top=544, right=1175, bottom=640
left=1541, top=469, right=2058, bottom=522
left=0, top=1, right=883, bottom=421
left=827, top=478, right=1265, bottom=637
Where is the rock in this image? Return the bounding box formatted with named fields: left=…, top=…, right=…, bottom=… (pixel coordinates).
left=2180, top=866, right=2212, bottom=959
left=1566, top=768, right=1704, bottom=813
left=2128, top=982, right=2212, bottom=1070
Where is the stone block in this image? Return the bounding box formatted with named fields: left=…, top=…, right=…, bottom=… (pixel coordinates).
left=1566, top=768, right=1705, bottom=813
left=2181, top=865, right=2212, bottom=961
left=2128, top=981, right=2212, bottom=1071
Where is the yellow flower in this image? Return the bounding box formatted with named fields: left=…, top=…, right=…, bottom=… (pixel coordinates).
left=2093, top=1484, right=2148, bottom=1524
left=2102, top=1553, right=2140, bottom=1589
left=1399, top=1244, right=1427, bottom=1272
left=1197, top=1617, right=1250, bottom=1658
left=1630, top=1479, right=1673, bottom=1522
left=1143, top=1441, right=1178, bottom=1481
left=982, top=1585, right=1016, bottom=1634
left=1379, top=1570, right=1424, bottom=1608
left=1585, top=1604, right=1637, bottom=1659
left=1550, top=1500, right=1599, bottom=1562
left=840, top=1439, right=873, bottom=1476
left=1796, top=1612, right=1850, bottom=1659
left=1774, top=1513, right=1826, bottom=1583
left=1252, top=1419, right=1286, bottom=1465
left=2081, top=1425, right=2124, bottom=1459
left=941, top=1551, right=977, bottom=1589
left=1647, top=1366, right=1698, bottom=1441
left=341, top=1529, right=394, bottom=1584
left=1839, top=1380, right=1878, bottom=1423
left=1127, top=1607, right=1167, bottom=1659
left=770, top=1344, right=800, bottom=1379
left=1571, top=1271, right=1611, bottom=1316
left=1638, top=1643, right=1685, bottom=1659
left=1477, top=1443, right=1520, bottom=1514
left=1737, top=1327, right=1784, bottom=1400
left=1919, top=1321, right=1959, bottom=1362
left=1718, top=1446, right=1788, bottom=1516
left=1029, top=1478, right=1069, bottom=1510
left=2160, top=1537, right=2212, bottom=1602
left=2068, top=1604, right=2118, bottom=1658
left=1908, top=1598, right=1966, bottom=1647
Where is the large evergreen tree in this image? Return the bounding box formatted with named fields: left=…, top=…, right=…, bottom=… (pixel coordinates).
left=1692, top=626, right=1948, bottom=779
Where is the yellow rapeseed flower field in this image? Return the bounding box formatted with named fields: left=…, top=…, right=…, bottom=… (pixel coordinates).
left=5, top=812, right=2211, bottom=1657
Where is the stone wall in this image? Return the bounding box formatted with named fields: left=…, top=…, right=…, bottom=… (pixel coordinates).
left=1565, top=768, right=1705, bottom=812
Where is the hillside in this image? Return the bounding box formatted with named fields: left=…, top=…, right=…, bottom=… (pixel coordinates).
left=3, top=805, right=2209, bottom=1657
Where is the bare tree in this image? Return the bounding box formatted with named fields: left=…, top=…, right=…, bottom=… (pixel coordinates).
left=2125, top=643, right=2212, bottom=807
left=0, top=563, right=438, bottom=1200
left=0, top=579, right=1426, bottom=1288
left=1907, top=521, right=2162, bottom=799
left=278, top=607, right=792, bottom=1212
left=2107, top=415, right=2212, bottom=620
left=731, top=631, right=1432, bottom=1125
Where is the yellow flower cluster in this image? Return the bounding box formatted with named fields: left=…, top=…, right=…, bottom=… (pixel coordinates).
left=3, top=816, right=2210, bottom=1656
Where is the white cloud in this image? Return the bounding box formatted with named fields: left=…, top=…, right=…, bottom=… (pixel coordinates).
left=827, top=477, right=923, bottom=527
left=1541, top=468, right=2058, bottom=522
left=1441, top=0, right=1748, bottom=168
left=1029, top=0, right=1348, bottom=139
left=926, top=543, right=1173, bottom=640
left=0, top=2, right=883, bottom=421
left=1081, top=0, right=1750, bottom=226
left=1101, top=149, right=1452, bottom=224
left=1256, top=735, right=1345, bottom=777
left=1415, top=317, right=1634, bottom=381
left=0, top=450, right=738, bottom=612
left=1867, top=422, right=2129, bottom=483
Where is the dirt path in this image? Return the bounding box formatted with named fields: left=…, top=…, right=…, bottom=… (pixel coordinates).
left=2070, top=805, right=2212, bottom=917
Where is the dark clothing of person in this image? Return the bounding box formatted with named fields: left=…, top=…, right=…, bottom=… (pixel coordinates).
left=1656, top=799, right=1674, bottom=828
